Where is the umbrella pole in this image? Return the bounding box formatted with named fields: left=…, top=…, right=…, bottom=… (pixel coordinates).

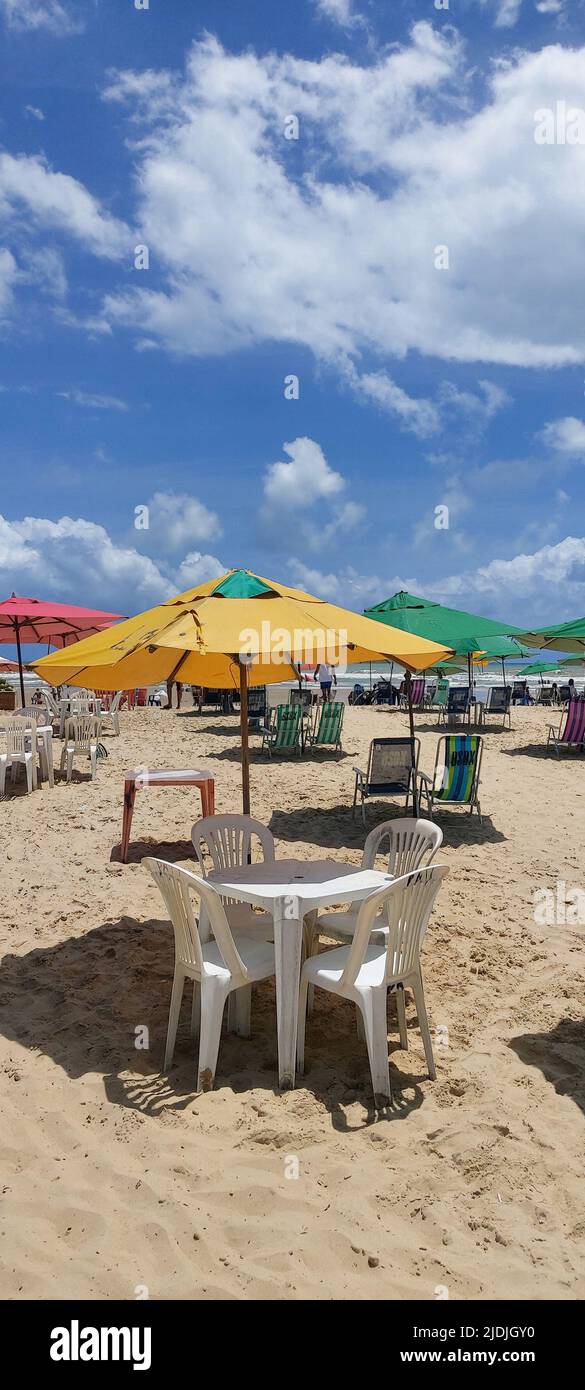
left=239, top=660, right=251, bottom=815
left=405, top=671, right=418, bottom=814
left=14, top=620, right=25, bottom=707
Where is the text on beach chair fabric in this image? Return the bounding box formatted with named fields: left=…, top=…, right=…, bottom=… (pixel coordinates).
left=436, top=735, right=480, bottom=802
left=484, top=686, right=509, bottom=713
left=446, top=687, right=470, bottom=714
left=367, top=738, right=417, bottom=791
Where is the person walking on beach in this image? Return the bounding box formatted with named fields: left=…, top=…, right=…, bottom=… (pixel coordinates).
left=314, top=662, right=337, bottom=703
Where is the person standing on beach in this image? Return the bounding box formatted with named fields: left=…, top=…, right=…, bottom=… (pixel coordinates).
left=314, top=662, right=337, bottom=703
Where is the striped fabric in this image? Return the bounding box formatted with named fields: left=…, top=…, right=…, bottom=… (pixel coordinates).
left=561, top=701, right=585, bottom=746
left=311, top=701, right=344, bottom=746
left=436, top=735, right=479, bottom=803
left=268, top=704, right=302, bottom=750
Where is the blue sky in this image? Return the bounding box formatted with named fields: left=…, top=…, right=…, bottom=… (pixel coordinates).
left=1, top=0, right=585, bottom=657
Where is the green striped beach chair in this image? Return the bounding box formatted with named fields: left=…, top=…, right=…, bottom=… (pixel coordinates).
left=418, top=734, right=483, bottom=819
left=306, top=700, right=344, bottom=752
left=261, top=703, right=302, bottom=756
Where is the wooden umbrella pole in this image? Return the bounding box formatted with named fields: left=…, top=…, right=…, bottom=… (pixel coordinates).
left=405, top=670, right=418, bottom=814
left=239, top=659, right=251, bottom=815
left=14, top=620, right=26, bottom=708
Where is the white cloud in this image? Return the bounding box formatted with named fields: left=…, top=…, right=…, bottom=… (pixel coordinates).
left=95, top=27, right=585, bottom=383
left=346, top=365, right=440, bottom=438
left=313, top=0, right=361, bottom=27
left=0, top=1, right=81, bottom=35
left=145, top=491, right=222, bottom=552
left=263, top=437, right=345, bottom=512
left=535, top=1, right=564, bottom=13
left=0, top=154, right=130, bottom=260
left=494, top=0, right=523, bottom=26
left=24, top=105, right=45, bottom=121
left=56, top=389, right=129, bottom=411
left=0, top=513, right=175, bottom=613
left=0, top=247, right=19, bottom=320
left=175, top=550, right=225, bottom=590
left=539, top=416, right=585, bottom=454
left=291, top=534, right=585, bottom=626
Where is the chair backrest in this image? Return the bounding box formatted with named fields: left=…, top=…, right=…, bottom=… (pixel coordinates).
left=512, top=680, right=526, bottom=696
left=66, top=714, right=101, bottom=748
left=43, top=691, right=60, bottom=716
left=409, top=679, right=425, bottom=707
left=109, top=691, right=123, bottom=714
left=272, top=703, right=302, bottom=747
left=144, top=858, right=247, bottom=980
left=14, top=707, right=40, bottom=727
left=340, top=864, right=449, bottom=990
left=312, top=700, right=344, bottom=745
left=539, top=685, right=553, bottom=700
left=289, top=688, right=313, bottom=708
left=558, top=685, right=571, bottom=703
left=362, top=817, right=443, bottom=877
left=248, top=686, right=267, bottom=716
left=191, top=813, right=275, bottom=877
left=435, top=735, right=482, bottom=803
left=366, top=737, right=419, bottom=790
left=561, top=701, right=585, bottom=744
left=485, top=685, right=509, bottom=713
left=434, top=679, right=449, bottom=707
left=447, top=686, right=470, bottom=712
left=2, top=716, right=33, bottom=756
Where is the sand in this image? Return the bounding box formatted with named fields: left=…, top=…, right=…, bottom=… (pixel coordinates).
left=1, top=700, right=584, bottom=1301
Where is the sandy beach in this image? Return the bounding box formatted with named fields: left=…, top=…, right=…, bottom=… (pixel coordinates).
left=1, top=701, right=584, bottom=1301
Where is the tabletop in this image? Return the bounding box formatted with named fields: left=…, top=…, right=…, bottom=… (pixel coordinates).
left=208, top=857, right=393, bottom=906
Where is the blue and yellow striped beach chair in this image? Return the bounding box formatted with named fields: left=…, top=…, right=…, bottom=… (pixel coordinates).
left=418, top=734, right=483, bottom=819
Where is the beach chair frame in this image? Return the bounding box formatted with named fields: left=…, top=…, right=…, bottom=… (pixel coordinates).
left=353, top=736, right=420, bottom=822
left=418, top=734, right=483, bottom=819
left=478, top=685, right=511, bottom=730
left=546, top=701, right=585, bottom=756
left=261, top=703, right=302, bottom=757
left=439, top=686, right=472, bottom=725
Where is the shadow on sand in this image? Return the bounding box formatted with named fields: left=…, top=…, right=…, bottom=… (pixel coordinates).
left=269, top=804, right=506, bottom=850
left=509, top=1018, right=585, bottom=1118
left=0, top=915, right=426, bottom=1127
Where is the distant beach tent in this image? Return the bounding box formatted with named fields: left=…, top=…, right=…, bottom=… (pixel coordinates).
left=517, top=617, right=585, bottom=655
left=0, top=593, right=124, bottom=705
left=30, top=568, right=452, bottom=812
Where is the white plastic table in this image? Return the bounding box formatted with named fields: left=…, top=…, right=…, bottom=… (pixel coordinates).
left=209, top=857, right=393, bottom=1089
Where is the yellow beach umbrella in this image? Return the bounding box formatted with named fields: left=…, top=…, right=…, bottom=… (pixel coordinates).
left=31, top=569, right=452, bottom=810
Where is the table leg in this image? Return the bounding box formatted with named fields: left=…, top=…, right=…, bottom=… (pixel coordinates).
left=121, top=780, right=137, bottom=863
left=273, top=896, right=304, bottom=1089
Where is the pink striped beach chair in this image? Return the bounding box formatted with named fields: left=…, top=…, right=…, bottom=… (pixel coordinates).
left=547, top=700, right=585, bottom=756
left=399, top=679, right=426, bottom=710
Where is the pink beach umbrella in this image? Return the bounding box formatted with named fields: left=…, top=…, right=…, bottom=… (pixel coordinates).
left=0, top=593, right=124, bottom=705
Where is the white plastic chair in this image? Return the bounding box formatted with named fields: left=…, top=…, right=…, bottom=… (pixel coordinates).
left=297, top=864, right=449, bottom=1107
left=60, top=714, right=101, bottom=782
left=315, top=819, right=443, bottom=945
left=0, top=717, right=38, bottom=795
left=99, top=690, right=122, bottom=736
left=14, top=707, right=54, bottom=788
left=191, top=814, right=276, bottom=940
left=145, top=858, right=276, bottom=1090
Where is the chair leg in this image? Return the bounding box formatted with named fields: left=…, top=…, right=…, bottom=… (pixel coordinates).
left=360, top=988, right=391, bottom=1107
left=66, top=748, right=74, bottom=783
left=25, top=754, right=34, bottom=794
left=190, top=980, right=201, bottom=1039
left=0, top=759, right=6, bottom=797
left=395, top=985, right=408, bottom=1050
left=163, top=968, right=186, bottom=1069
left=197, top=979, right=229, bottom=1091
left=228, top=984, right=251, bottom=1037
left=412, top=970, right=436, bottom=1080
left=296, top=975, right=310, bottom=1074
left=90, top=747, right=98, bottom=779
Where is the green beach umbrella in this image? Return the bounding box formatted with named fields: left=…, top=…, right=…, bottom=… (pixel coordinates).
left=365, top=591, right=521, bottom=691
left=517, top=617, right=585, bottom=654
left=520, top=661, right=560, bottom=677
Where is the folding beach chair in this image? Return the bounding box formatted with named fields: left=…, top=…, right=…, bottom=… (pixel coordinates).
left=428, top=678, right=449, bottom=712
left=558, top=685, right=572, bottom=706
left=537, top=685, right=554, bottom=706
left=418, top=734, right=483, bottom=819
left=439, top=686, right=471, bottom=725
left=261, top=703, right=302, bottom=756
left=306, top=700, right=344, bottom=752
left=353, top=737, right=420, bottom=822
left=247, top=685, right=268, bottom=730
left=546, top=701, right=585, bottom=756
left=478, top=685, right=511, bottom=730
left=511, top=680, right=528, bottom=706
left=399, top=678, right=425, bottom=710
